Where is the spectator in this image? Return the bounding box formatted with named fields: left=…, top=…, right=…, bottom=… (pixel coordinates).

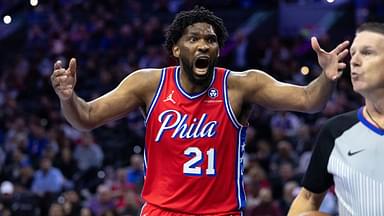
left=80, top=207, right=95, bottom=216
left=86, top=184, right=116, bottom=216
left=62, top=190, right=82, bottom=216
left=126, top=154, right=144, bottom=190
left=48, top=202, right=65, bottom=216
left=31, top=157, right=65, bottom=215
left=74, top=132, right=104, bottom=172
left=54, top=146, right=78, bottom=183
left=13, top=159, right=34, bottom=190
left=245, top=164, right=271, bottom=211
left=270, top=140, right=299, bottom=174
left=0, top=181, right=39, bottom=215
left=73, top=132, right=104, bottom=191
left=27, top=119, right=49, bottom=162
left=278, top=181, right=299, bottom=215
left=270, top=111, right=302, bottom=142
left=247, top=187, right=283, bottom=216
left=31, top=157, right=65, bottom=196
left=0, top=181, right=14, bottom=215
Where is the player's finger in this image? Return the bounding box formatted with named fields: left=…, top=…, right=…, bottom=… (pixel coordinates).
left=51, top=78, right=59, bottom=87
left=338, top=62, right=347, bottom=70
left=311, top=37, right=324, bottom=54
left=337, top=49, right=349, bottom=60
left=57, top=85, right=73, bottom=91
left=51, top=69, right=65, bottom=85
left=331, top=40, right=350, bottom=54
left=332, top=70, right=344, bottom=80
left=54, top=60, right=62, bottom=70
left=57, top=75, right=68, bottom=83
left=52, top=72, right=69, bottom=85
left=52, top=68, right=66, bottom=77
left=68, top=58, right=77, bottom=76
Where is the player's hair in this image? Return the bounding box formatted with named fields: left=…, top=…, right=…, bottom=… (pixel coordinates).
left=357, top=22, right=384, bottom=35
left=164, top=6, right=229, bottom=55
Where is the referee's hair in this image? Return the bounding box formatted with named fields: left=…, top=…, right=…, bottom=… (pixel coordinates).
left=164, top=6, right=229, bottom=56
left=357, top=22, right=384, bottom=35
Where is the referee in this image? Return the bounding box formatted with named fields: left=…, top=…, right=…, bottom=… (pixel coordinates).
left=288, top=22, right=384, bottom=216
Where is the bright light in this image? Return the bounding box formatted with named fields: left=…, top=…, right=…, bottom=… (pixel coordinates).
left=326, top=0, right=335, bottom=3
left=3, top=15, right=11, bottom=24
left=30, top=0, right=38, bottom=7
left=300, top=66, right=310, bottom=75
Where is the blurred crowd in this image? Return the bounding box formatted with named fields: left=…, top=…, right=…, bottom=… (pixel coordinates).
left=0, top=0, right=370, bottom=215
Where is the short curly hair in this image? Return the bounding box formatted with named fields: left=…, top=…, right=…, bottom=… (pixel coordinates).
left=164, top=6, right=229, bottom=56
left=357, top=22, right=384, bottom=35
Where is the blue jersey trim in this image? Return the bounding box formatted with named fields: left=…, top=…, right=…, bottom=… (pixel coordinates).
left=175, top=66, right=216, bottom=99
left=235, top=127, right=247, bottom=210
left=221, top=69, right=246, bottom=209
left=223, top=70, right=244, bottom=129
left=143, top=147, right=147, bottom=177
left=145, top=68, right=166, bottom=125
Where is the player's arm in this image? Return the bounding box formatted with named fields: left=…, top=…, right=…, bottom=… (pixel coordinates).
left=51, top=58, right=158, bottom=130
left=287, top=187, right=326, bottom=216
left=240, top=37, right=349, bottom=113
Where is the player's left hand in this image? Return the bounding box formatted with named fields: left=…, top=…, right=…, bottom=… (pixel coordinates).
left=311, top=37, right=349, bottom=81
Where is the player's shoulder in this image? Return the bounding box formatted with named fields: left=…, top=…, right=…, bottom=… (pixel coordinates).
left=120, top=68, right=164, bottom=97
left=127, top=68, right=163, bottom=86
left=226, top=69, right=266, bottom=87
left=124, top=68, right=171, bottom=106
left=212, top=67, right=270, bottom=94
left=227, top=69, right=265, bottom=78
left=130, top=68, right=163, bottom=79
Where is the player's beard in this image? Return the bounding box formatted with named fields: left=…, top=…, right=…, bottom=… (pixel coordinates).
left=180, top=56, right=216, bottom=86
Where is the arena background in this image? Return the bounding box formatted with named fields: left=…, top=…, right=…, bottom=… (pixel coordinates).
left=0, top=0, right=383, bottom=215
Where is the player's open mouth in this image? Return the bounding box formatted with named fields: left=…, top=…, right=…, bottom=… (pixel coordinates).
left=194, top=56, right=210, bottom=76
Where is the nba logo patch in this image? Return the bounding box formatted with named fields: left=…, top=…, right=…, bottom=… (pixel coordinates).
left=208, top=88, right=218, bottom=98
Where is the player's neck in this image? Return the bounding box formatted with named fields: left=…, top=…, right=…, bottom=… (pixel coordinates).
left=179, top=68, right=211, bottom=94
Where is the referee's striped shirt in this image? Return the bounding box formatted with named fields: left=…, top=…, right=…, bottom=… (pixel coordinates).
left=303, top=107, right=384, bottom=215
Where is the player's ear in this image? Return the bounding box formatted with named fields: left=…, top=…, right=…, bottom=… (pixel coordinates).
left=172, top=46, right=180, bottom=58
left=217, top=50, right=220, bottom=57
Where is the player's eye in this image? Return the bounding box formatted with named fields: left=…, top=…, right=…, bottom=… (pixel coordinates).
left=189, top=36, right=198, bottom=42
left=207, top=36, right=217, bottom=44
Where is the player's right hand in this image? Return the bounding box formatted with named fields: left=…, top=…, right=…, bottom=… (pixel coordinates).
left=51, top=58, right=77, bottom=101
left=311, top=37, right=349, bottom=81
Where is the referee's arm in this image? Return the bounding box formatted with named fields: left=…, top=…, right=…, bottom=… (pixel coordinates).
left=287, top=187, right=326, bottom=216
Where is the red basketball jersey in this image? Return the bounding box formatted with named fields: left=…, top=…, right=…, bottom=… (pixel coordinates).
left=143, top=66, right=246, bottom=214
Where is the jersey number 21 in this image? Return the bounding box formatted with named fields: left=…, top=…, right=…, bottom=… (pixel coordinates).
left=183, top=147, right=216, bottom=176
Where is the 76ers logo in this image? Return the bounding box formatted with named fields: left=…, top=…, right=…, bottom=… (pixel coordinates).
left=208, top=88, right=218, bottom=98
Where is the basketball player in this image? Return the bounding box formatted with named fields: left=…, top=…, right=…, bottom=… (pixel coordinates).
left=288, top=22, right=384, bottom=216
left=51, top=7, right=349, bottom=216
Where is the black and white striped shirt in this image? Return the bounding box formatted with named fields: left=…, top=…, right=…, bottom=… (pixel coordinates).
left=303, top=108, right=384, bottom=215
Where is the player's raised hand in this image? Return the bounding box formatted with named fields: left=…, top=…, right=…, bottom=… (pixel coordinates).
left=51, top=58, right=77, bottom=100
left=311, top=37, right=349, bottom=81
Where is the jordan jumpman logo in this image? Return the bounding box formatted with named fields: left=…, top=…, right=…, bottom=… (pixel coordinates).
left=163, top=90, right=176, bottom=104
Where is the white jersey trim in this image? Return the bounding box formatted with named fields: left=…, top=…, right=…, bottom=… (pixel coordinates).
left=145, top=68, right=166, bottom=125
left=175, top=66, right=216, bottom=99
left=223, top=70, right=245, bottom=129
